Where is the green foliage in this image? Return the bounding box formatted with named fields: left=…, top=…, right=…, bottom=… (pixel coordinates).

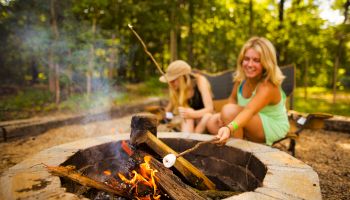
left=0, top=77, right=168, bottom=120
left=113, top=77, right=167, bottom=104
left=133, top=77, right=168, bottom=96
left=0, top=0, right=349, bottom=120
left=294, top=87, right=350, bottom=116
left=0, top=87, right=53, bottom=120
left=0, top=88, right=52, bottom=110
left=2, top=0, right=349, bottom=87
left=58, top=91, right=116, bottom=112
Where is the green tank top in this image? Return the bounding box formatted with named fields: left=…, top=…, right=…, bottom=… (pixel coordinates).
left=237, top=81, right=290, bottom=145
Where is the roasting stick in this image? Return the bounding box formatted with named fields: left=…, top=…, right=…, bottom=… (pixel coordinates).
left=128, top=24, right=186, bottom=122
left=178, top=137, right=219, bottom=157
left=128, top=24, right=164, bottom=78
left=163, top=138, right=219, bottom=168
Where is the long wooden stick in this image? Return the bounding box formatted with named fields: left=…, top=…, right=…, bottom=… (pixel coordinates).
left=127, top=24, right=182, bottom=114
left=177, top=138, right=219, bottom=157
left=128, top=24, right=165, bottom=77
left=46, top=165, right=129, bottom=198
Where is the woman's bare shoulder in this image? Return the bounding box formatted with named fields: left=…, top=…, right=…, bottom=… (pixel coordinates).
left=258, top=80, right=278, bottom=90
left=256, top=80, right=280, bottom=103
left=196, top=74, right=210, bottom=86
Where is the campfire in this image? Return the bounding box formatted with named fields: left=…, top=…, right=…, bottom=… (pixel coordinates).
left=104, top=141, right=161, bottom=199
left=47, top=115, right=266, bottom=199
left=115, top=155, right=160, bottom=199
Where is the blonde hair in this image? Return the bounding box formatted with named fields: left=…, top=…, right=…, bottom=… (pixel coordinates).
left=169, top=74, right=193, bottom=113
left=234, top=37, right=285, bottom=86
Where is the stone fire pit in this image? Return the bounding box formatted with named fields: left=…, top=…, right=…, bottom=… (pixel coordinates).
left=0, top=132, right=321, bottom=200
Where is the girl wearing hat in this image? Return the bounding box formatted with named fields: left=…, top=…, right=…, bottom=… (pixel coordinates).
left=160, top=60, right=214, bottom=133
left=207, top=37, right=289, bottom=146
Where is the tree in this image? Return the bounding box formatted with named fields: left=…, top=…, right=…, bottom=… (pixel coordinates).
left=49, top=0, right=60, bottom=104
left=332, top=0, right=350, bottom=103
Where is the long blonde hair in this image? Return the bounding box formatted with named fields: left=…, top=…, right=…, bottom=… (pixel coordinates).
left=169, top=74, right=193, bottom=113
left=234, top=37, right=285, bottom=86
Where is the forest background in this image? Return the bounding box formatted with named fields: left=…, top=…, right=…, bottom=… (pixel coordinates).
left=0, top=0, right=349, bottom=121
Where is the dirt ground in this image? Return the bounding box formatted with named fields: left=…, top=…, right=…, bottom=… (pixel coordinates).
left=0, top=114, right=349, bottom=200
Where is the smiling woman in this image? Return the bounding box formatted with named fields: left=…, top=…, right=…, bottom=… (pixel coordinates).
left=206, top=37, right=290, bottom=146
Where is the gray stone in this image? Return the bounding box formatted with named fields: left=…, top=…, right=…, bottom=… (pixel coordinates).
left=0, top=133, right=322, bottom=200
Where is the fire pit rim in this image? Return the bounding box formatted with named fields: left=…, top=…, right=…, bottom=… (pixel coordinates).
left=0, top=132, right=321, bottom=200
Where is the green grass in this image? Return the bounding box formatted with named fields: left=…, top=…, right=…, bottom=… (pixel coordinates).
left=0, top=88, right=53, bottom=120
left=294, top=87, right=350, bottom=116
left=0, top=78, right=168, bottom=121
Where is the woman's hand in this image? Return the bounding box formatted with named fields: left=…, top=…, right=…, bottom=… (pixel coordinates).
left=178, top=107, right=194, bottom=119
left=215, top=126, right=231, bottom=145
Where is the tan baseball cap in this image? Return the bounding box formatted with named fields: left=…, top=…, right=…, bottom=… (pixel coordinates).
left=159, top=60, right=192, bottom=83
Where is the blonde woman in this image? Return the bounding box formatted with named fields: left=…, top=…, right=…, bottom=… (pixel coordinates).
left=206, top=37, right=290, bottom=145
left=160, top=60, right=213, bottom=133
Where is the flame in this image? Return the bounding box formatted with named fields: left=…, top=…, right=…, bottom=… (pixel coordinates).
left=103, top=170, right=112, bottom=176
left=118, top=155, right=160, bottom=199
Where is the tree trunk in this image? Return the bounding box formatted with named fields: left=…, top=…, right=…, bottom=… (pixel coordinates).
left=67, top=49, right=74, bottom=96
left=248, top=0, right=254, bottom=36
left=87, top=17, right=97, bottom=98
left=303, top=58, right=308, bottom=100
left=55, top=63, right=60, bottom=104
left=48, top=48, right=55, bottom=93
left=187, top=0, right=194, bottom=65
left=333, top=55, right=339, bottom=104
left=333, top=0, right=349, bottom=104
left=170, top=3, right=178, bottom=61
left=50, top=0, right=60, bottom=104
left=277, top=0, right=285, bottom=64
left=108, top=34, right=116, bottom=80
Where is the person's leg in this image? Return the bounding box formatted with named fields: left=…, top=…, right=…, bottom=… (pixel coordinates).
left=194, top=113, right=212, bottom=133
left=220, top=103, right=265, bottom=143
left=181, top=118, right=195, bottom=133
left=206, top=113, right=222, bottom=135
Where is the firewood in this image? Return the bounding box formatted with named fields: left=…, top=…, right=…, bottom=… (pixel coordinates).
left=134, top=151, right=239, bottom=199
left=130, top=114, right=158, bottom=145
left=145, top=131, right=216, bottom=190
left=46, top=165, right=129, bottom=198
left=145, top=154, right=206, bottom=200
left=130, top=115, right=216, bottom=190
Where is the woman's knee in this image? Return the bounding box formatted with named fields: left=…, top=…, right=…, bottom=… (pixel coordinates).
left=181, top=118, right=195, bottom=132
left=206, top=113, right=221, bottom=134
left=202, top=113, right=212, bottom=121
left=196, top=113, right=212, bottom=128
left=220, top=104, right=242, bottom=124
left=194, top=113, right=212, bottom=133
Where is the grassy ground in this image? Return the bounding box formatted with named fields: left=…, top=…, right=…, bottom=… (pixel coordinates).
left=0, top=82, right=349, bottom=121
left=294, top=87, right=350, bottom=117
left=0, top=78, right=167, bottom=121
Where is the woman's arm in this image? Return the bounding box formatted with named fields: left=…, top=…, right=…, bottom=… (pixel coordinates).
left=229, top=81, right=280, bottom=129
left=165, top=101, right=173, bottom=112
left=181, top=75, right=214, bottom=119
left=216, top=81, right=280, bottom=143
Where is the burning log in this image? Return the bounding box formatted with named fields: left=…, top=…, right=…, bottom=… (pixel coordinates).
left=133, top=150, right=239, bottom=199
left=46, top=165, right=129, bottom=198
left=130, top=115, right=216, bottom=190
left=131, top=152, right=206, bottom=200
